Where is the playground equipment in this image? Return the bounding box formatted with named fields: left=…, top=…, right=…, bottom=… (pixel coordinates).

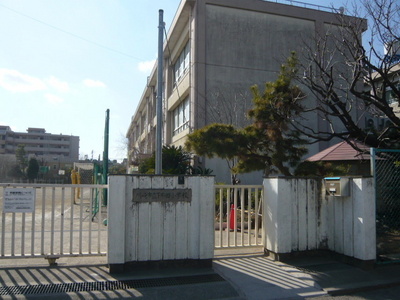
left=72, top=162, right=105, bottom=221
left=71, top=109, right=110, bottom=223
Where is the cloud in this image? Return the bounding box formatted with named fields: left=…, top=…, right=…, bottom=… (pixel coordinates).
left=45, top=93, right=64, bottom=104
left=138, top=59, right=156, bottom=73
left=83, top=79, right=106, bottom=88
left=0, top=69, right=47, bottom=92
left=46, top=76, right=69, bottom=92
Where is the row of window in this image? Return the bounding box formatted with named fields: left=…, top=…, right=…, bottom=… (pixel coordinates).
left=1, top=135, right=69, bottom=141
left=172, top=41, right=191, bottom=136
left=132, top=42, right=191, bottom=144
left=173, top=97, right=190, bottom=136
left=173, top=42, right=190, bottom=85
left=0, top=148, right=68, bottom=156
left=132, top=97, right=190, bottom=141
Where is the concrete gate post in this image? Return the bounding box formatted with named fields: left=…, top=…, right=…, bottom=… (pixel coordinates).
left=107, top=175, right=215, bottom=273
left=263, top=177, right=376, bottom=266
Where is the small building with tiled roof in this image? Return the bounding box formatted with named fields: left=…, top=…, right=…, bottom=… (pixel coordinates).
left=307, top=141, right=371, bottom=175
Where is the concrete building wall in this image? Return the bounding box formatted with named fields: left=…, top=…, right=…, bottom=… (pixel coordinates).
left=203, top=5, right=315, bottom=125
left=204, top=5, right=314, bottom=80
left=201, top=3, right=317, bottom=183
left=127, top=0, right=365, bottom=184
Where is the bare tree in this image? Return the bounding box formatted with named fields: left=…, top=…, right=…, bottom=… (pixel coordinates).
left=206, top=87, right=252, bottom=127
left=115, top=132, right=129, bottom=160
left=198, top=87, right=253, bottom=183
left=295, top=0, right=400, bottom=151
left=0, top=154, right=16, bottom=181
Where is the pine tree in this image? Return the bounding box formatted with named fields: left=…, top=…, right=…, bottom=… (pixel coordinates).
left=27, top=158, right=39, bottom=182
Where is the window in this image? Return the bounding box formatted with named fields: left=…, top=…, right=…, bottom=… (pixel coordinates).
left=173, top=42, right=190, bottom=85
left=140, top=112, right=147, bottom=134
left=135, top=123, right=140, bottom=141
left=385, top=83, right=400, bottom=105
left=173, top=97, right=190, bottom=136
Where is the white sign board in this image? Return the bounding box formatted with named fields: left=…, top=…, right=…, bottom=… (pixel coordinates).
left=3, top=188, right=36, bottom=213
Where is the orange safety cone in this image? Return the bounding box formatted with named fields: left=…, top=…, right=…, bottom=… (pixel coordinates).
left=229, top=204, right=236, bottom=230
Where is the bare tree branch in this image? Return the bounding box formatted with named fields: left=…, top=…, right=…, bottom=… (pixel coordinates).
left=295, top=0, right=400, bottom=150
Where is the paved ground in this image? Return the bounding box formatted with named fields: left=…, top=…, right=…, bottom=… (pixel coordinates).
left=308, top=286, right=400, bottom=300
left=1, top=248, right=400, bottom=299
left=284, top=255, right=400, bottom=297
left=0, top=255, right=240, bottom=300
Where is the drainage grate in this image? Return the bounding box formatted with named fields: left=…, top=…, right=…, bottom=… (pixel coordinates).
left=0, top=273, right=224, bottom=296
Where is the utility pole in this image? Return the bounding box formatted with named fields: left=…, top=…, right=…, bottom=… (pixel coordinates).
left=156, top=9, right=164, bottom=175
left=103, top=109, right=109, bottom=205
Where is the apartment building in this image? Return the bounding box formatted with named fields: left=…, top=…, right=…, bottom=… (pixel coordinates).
left=363, top=41, right=400, bottom=133
left=126, top=0, right=365, bottom=183
left=0, top=126, right=79, bottom=163
left=380, top=42, right=400, bottom=117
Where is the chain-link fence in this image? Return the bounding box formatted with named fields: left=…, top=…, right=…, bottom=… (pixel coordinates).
left=371, top=148, right=400, bottom=262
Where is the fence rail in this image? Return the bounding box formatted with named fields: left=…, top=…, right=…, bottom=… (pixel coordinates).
left=264, top=0, right=339, bottom=13
left=0, top=183, right=108, bottom=261
left=214, top=185, right=264, bottom=248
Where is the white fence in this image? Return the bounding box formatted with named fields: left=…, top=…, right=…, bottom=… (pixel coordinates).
left=0, top=183, right=108, bottom=261
left=214, top=185, right=264, bottom=248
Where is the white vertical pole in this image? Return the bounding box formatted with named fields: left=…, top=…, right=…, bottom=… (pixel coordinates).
left=60, top=187, right=65, bottom=254
left=50, top=187, right=56, bottom=254
left=41, top=188, right=46, bottom=255
left=31, top=199, right=35, bottom=255
left=69, top=188, right=74, bottom=254
left=21, top=213, right=25, bottom=255
left=11, top=213, right=15, bottom=255
left=79, top=189, right=84, bottom=254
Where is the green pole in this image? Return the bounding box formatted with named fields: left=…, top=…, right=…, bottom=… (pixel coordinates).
left=103, top=109, right=109, bottom=206
left=92, top=164, right=99, bottom=217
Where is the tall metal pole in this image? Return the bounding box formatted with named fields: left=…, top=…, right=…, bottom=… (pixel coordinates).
left=156, top=9, right=164, bottom=174
left=103, top=109, right=109, bottom=205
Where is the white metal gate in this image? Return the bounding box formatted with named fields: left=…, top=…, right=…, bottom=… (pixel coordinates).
left=214, top=185, right=264, bottom=248
left=0, top=183, right=108, bottom=261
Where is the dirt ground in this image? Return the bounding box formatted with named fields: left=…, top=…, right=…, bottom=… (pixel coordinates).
left=377, top=229, right=400, bottom=261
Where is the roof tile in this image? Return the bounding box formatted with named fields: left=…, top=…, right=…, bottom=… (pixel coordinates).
left=307, top=141, right=370, bottom=161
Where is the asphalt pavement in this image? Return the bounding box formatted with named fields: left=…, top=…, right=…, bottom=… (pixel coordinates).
left=1, top=248, right=400, bottom=299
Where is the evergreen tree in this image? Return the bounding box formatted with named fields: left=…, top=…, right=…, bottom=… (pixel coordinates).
left=15, top=144, right=27, bottom=171
left=139, top=145, right=191, bottom=175
left=27, top=158, right=39, bottom=182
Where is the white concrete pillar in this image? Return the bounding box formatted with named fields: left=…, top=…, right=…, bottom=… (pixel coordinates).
left=107, top=175, right=214, bottom=273
left=107, top=176, right=127, bottom=266
left=263, top=177, right=293, bottom=255
left=263, top=177, right=376, bottom=264
left=352, top=177, right=376, bottom=261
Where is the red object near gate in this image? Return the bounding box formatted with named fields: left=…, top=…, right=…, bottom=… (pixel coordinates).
left=229, top=204, right=236, bottom=230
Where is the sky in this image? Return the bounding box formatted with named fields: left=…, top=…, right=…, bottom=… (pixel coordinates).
left=0, top=0, right=347, bottom=162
